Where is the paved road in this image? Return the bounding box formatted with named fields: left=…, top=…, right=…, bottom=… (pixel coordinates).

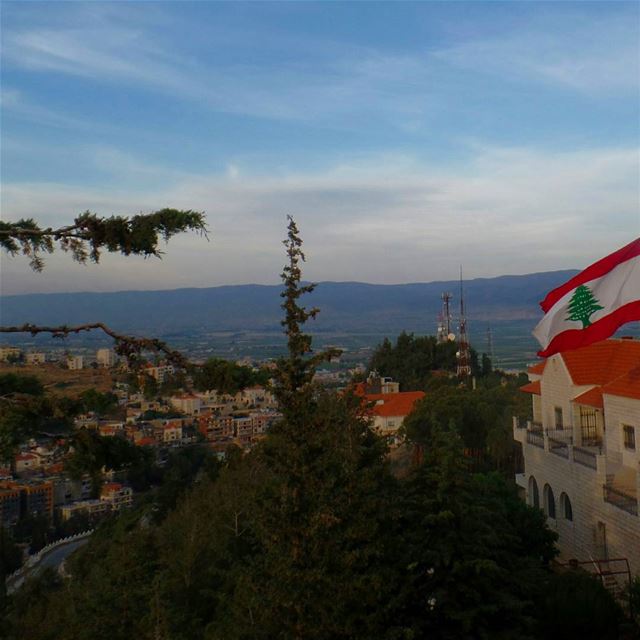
left=6, top=537, right=90, bottom=594
left=39, top=539, right=89, bottom=571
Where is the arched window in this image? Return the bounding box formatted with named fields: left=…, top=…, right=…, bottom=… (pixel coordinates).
left=560, top=492, right=573, bottom=521
left=528, top=476, right=539, bottom=509
left=544, top=484, right=556, bottom=519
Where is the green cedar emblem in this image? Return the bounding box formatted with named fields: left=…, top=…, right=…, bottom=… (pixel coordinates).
left=565, top=284, right=604, bottom=328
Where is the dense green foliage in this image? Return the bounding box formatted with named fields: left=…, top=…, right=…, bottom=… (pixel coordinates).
left=65, top=430, right=155, bottom=495
left=369, top=333, right=531, bottom=473
left=77, top=389, right=118, bottom=417
left=368, top=332, right=459, bottom=390
left=192, top=358, right=269, bottom=394
left=403, top=380, right=531, bottom=472
left=0, top=374, right=122, bottom=465
left=536, top=570, right=622, bottom=639
left=0, top=373, right=44, bottom=396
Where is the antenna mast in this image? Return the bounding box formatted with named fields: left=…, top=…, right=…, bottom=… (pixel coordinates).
left=456, top=267, right=471, bottom=378
left=437, top=292, right=453, bottom=343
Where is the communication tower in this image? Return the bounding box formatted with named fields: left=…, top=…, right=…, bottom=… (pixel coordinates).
left=456, top=268, right=471, bottom=378
left=437, top=292, right=453, bottom=343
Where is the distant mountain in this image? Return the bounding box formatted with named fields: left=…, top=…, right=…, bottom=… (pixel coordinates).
left=1, top=270, right=578, bottom=336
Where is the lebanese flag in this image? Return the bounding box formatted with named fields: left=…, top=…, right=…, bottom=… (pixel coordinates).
left=533, top=238, right=640, bottom=357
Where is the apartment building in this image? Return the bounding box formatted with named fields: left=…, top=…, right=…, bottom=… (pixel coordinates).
left=66, top=355, right=84, bottom=370
left=25, top=352, right=46, bottom=365
left=0, top=485, right=21, bottom=527
left=0, top=346, right=21, bottom=362
left=96, top=348, right=117, bottom=368
left=514, top=338, right=640, bottom=576
left=100, top=483, right=133, bottom=511
left=0, top=480, right=54, bottom=521
left=170, top=393, right=202, bottom=415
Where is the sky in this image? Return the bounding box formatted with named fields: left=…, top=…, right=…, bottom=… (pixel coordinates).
left=1, top=1, right=639, bottom=295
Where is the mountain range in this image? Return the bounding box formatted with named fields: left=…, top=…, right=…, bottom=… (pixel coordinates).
left=1, top=270, right=579, bottom=336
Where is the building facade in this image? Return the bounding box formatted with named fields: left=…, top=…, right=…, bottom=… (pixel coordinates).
left=96, top=348, right=117, bottom=368
left=514, top=338, right=640, bottom=576
left=25, top=352, right=46, bottom=365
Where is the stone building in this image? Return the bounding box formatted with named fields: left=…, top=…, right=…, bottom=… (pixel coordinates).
left=514, top=338, right=640, bottom=576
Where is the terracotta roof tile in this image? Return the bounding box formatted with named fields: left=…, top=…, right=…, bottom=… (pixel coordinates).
left=364, top=391, right=425, bottom=417
left=520, top=381, right=541, bottom=395
left=527, top=362, right=546, bottom=375
left=573, top=387, right=604, bottom=409
left=602, top=365, right=640, bottom=402
left=560, top=339, right=640, bottom=386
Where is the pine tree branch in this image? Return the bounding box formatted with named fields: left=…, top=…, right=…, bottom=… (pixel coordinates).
left=0, top=323, right=188, bottom=369
left=0, top=209, right=208, bottom=271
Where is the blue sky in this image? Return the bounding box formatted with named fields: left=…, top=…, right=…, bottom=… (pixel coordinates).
left=1, top=1, right=639, bottom=294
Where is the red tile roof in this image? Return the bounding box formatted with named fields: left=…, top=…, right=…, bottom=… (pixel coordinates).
left=520, top=380, right=541, bottom=395
left=364, top=391, right=425, bottom=417
left=102, top=482, right=122, bottom=493
left=560, top=339, right=640, bottom=387
left=530, top=339, right=640, bottom=404
left=602, top=365, right=640, bottom=401
left=527, top=362, right=546, bottom=375
left=573, top=387, right=604, bottom=409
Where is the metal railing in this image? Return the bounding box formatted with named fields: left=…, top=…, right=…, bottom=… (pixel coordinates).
left=555, top=558, right=631, bottom=602
left=603, top=485, right=638, bottom=516
left=546, top=428, right=573, bottom=443
left=548, top=437, right=569, bottom=458
left=573, top=446, right=597, bottom=469
left=526, top=430, right=544, bottom=448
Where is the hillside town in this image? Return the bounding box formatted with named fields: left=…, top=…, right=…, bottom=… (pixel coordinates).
left=0, top=346, right=427, bottom=537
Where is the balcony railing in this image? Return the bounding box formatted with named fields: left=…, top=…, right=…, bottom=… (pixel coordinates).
left=573, top=446, right=597, bottom=470
left=548, top=437, right=569, bottom=459
left=546, top=428, right=573, bottom=443
left=603, top=485, right=638, bottom=516
left=581, top=435, right=602, bottom=448
left=526, top=430, right=544, bottom=448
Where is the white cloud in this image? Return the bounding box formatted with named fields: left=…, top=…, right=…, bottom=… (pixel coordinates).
left=2, top=144, right=638, bottom=295
left=435, top=13, right=640, bottom=93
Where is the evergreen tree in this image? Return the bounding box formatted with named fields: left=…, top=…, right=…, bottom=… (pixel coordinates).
left=395, top=424, right=557, bottom=639
left=214, top=217, right=397, bottom=639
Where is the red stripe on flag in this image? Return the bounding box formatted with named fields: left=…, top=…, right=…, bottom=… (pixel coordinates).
left=540, top=238, right=640, bottom=313
left=537, top=300, right=640, bottom=358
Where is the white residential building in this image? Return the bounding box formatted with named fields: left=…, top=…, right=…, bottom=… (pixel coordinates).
left=514, top=338, right=640, bottom=577
left=144, top=363, right=174, bottom=383
left=96, top=348, right=117, bottom=368
left=26, top=352, right=46, bottom=365
left=355, top=377, right=424, bottom=444
left=0, top=347, right=21, bottom=362
left=100, top=483, right=133, bottom=511
left=170, top=393, right=202, bottom=415
left=66, top=355, right=84, bottom=370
